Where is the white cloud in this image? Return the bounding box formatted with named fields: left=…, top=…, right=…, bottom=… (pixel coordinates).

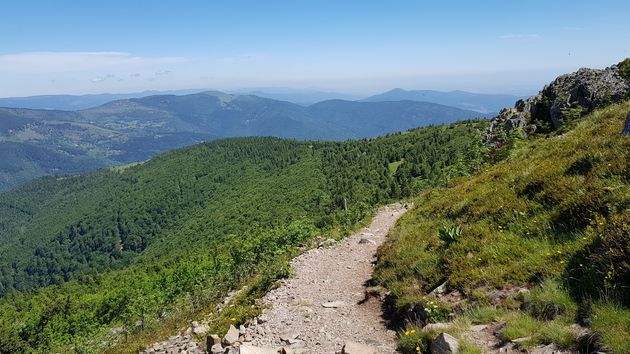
left=155, top=70, right=172, bottom=76
left=216, top=53, right=259, bottom=64
left=499, top=34, right=540, bottom=40
left=91, top=73, right=115, bottom=83
left=0, top=51, right=187, bottom=73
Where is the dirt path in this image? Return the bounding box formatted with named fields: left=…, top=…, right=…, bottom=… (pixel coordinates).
left=246, top=203, right=409, bottom=353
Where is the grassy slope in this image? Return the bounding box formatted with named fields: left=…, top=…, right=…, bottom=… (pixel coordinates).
left=375, top=101, right=630, bottom=353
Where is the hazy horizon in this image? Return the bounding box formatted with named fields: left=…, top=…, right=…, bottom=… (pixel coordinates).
left=1, top=0, right=628, bottom=97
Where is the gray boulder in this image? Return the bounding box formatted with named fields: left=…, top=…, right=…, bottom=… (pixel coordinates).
left=538, top=66, right=629, bottom=129
left=485, top=61, right=630, bottom=144
left=623, top=112, right=630, bottom=136
left=430, top=333, right=460, bottom=354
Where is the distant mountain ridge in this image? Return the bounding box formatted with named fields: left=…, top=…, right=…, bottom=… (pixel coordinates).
left=230, top=87, right=362, bottom=105
left=0, top=89, right=206, bottom=111
left=363, top=88, right=524, bottom=114
left=0, top=91, right=484, bottom=191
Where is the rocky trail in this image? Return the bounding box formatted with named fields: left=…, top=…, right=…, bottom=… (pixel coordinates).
left=246, top=203, right=408, bottom=353
left=143, top=204, right=409, bottom=354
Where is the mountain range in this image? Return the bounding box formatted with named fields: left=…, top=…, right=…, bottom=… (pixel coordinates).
left=363, top=88, right=524, bottom=114
left=229, top=87, right=362, bottom=105
left=0, top=89, right=206, bottom=111
left=0, top=91, right=485, bottom=191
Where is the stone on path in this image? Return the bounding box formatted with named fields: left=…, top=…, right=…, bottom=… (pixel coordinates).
left=239, top=344, right=280, bottom=354
left=209, top=343, right=224, bottom=354
left=321, top=301, right=345, bottom=308
left=341, top=341, right=377, bottom=354
left=207, top=333, right=221, bottom=346
left=223, top=325, right=240, bottom=346
left=431, top=332, right=460, bottom=354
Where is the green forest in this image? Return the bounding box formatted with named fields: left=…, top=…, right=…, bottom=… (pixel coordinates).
left=0, top=121, right=486, bottom=353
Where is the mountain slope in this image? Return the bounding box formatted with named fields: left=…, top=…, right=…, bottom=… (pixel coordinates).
left=363, top=88, right=523, bottom=114
left=0, top=92, right=482, bottom=191
left=374, top=101, right=630, bottom=353
left=0, top=121, right=486, bottom=353
left=307, top=99, right=481, bottom=138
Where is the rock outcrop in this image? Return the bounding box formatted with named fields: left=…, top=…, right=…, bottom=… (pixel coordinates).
left=487, top=60, right=630, bottom=144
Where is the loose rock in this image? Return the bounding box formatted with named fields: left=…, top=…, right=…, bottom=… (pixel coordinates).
left=223, top=325, right=241, bottom=346
left=321, top=301, right=346, bottom=308
left=431, top=332, right=460, bottom=354
left=341, top=341, right=377, bottom=354
left=239, top=344, right=279, bottom=354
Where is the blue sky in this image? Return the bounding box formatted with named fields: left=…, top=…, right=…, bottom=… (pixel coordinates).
left=1, top=0, right=628, bottom=97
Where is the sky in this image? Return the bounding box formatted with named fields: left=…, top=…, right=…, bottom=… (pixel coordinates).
left=1, top=0, right=629, bottom=97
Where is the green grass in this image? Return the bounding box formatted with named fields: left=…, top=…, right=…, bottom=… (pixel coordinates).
left=523, top=279, right=577, bottom=321
left=374, top=100, right=630, bottom=351
left=592, top=302, right=630, bottom=353
left=388, top=159, right=405, bottom=175
left=502, top=312, right=541, bottom=343
left=462, top=305, right=506, bottom=324
left=502, top=312, right=576, bottom=349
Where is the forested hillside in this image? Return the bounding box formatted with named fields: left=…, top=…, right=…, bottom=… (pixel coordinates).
left=0, top=120, right=485, bottom=353
left=0, top=91, right=483, bottom=192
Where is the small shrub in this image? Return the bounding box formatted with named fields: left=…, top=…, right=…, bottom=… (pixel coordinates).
left=418, top=297, right=451, bottom=323
left=438, top=225, right=462, bottom=246
left=568, top=212, right=630, bottom=305
left=565, top=154, right=601, bottom=176
left=552, top=184, right=614, bottom=231
left=524, top=279, right=577, bottom=320
left=398, top=328, right=431, bottom=354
